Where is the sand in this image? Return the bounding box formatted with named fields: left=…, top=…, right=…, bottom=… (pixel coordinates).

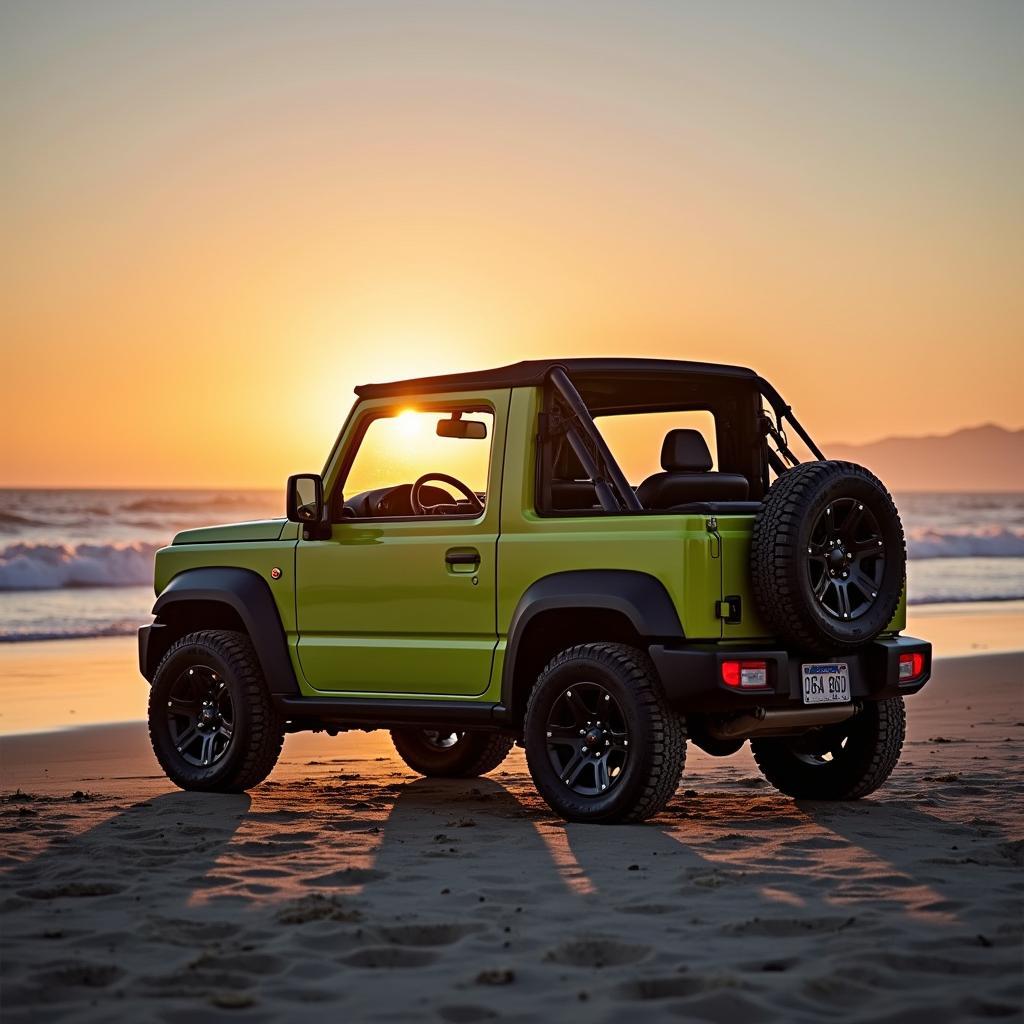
left=1, top=643, right=1022, bottom=1021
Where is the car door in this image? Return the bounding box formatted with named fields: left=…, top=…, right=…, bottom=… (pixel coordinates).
left=294, top=390, right=509, bottom=697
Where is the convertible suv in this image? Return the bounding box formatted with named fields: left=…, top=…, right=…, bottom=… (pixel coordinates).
left=139, top=359, right=930, bottom=822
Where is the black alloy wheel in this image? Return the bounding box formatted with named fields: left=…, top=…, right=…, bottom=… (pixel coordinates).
left=544, top=681, right=629, bottom=797
left=148, top=630, right=284, bottom=792
left=165, top=663, right=235, bottom=768
left=807, top=497, right=886, bottom=622
left=523, top=642, right=687, bottom=824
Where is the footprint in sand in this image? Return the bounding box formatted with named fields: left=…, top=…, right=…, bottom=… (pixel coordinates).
left=437, top=1005, right=498, bottom=1023
left=32, top=962, right=122, bottom=989
left=613, top=974, right=711, bottom=1000
left=276, top=894, right=362, bottom=924
left=20, top=882, right=123, bottom=900
left=139, top=916, right=239, bottom=945
left=721, top=915, right=856, bottom=937
left=342, top=947, right=438, bottom=968
left=545, top=938, right=651, bottom=968
left=377, top=922, right=486, bottom=947
left=302, top=867, right=388, bottom=887
left=614, top=902, right=679, bottom=915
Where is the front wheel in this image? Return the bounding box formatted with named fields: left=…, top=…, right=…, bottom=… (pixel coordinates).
left=523, top=643, right=687, bottom=823
left=751, top=696, right=906, bottom=800
left=148, top=630, right=284, bottom=792
left=390, top=729, right=514, bottom=778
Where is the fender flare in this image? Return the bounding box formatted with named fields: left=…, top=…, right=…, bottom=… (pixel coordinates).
left=147, top=566, right=299, bottom=694
left=500, top=569, right=684, bottom=706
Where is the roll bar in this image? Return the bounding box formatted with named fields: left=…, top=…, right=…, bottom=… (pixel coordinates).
left=545, top=366, right=644, bottom=513
left=757, top=377, right=825, bottom=463
left=539, top=366, right=824, bottom=514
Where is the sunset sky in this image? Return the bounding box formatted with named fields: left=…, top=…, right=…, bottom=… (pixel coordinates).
left=3, top=1, right=1022, bottom=488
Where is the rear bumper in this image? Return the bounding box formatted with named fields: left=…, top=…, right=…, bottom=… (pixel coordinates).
left=649, top=635, right=931, bottom=714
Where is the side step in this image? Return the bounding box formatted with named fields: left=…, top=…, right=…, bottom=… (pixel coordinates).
left=273, top=695, right=511, bottom=733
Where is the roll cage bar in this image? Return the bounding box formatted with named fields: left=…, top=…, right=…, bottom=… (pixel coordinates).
left=757, top=376, right=825, bottom=477
left=540, top=365, right=824, bottom=514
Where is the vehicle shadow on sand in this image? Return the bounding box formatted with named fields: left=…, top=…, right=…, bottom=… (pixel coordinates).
left=1, top=769, right=1018, bottom=1021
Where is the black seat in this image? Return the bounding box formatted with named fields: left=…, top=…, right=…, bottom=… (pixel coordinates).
left=636, top=429, right=749, bottom=509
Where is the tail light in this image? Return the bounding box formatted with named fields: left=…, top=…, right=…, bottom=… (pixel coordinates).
left=721, top=659, right=769, bottom=689
left=898, top=652, right=925, bottom=681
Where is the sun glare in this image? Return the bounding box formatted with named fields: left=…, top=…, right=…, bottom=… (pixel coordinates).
left=396, top=409, right=422, bottom=436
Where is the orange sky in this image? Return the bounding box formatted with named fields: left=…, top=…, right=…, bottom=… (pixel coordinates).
left=2, top=2, right=1022, bottom=488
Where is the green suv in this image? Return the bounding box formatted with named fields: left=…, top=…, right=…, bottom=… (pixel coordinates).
left=139, top=359, right=931, bottom=822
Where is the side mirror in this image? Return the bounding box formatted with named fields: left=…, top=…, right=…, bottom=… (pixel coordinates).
left=436, top=417, right=487, bottom=440
left=287, top=474, right=331, bottom=538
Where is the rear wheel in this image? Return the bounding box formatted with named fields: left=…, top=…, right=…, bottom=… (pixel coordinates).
left=390, top=728, right=514, bottom=778
left=148, top=630, right=284, bottom=792
left=751, top=696, right=905, bottom=800
left=523, top=643, right=686, bottom=823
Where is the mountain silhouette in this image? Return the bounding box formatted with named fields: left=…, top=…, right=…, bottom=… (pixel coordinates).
left=823, top=424, right=1022, bottom=492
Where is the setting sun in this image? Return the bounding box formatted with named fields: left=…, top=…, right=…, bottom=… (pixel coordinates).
left=396, top=409, right=422, bottom=436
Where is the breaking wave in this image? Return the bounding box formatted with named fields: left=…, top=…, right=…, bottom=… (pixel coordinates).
left=0, top=542, right=160, bottom=591
left=0, top=622, right=140, bottom=642
left=123, top=493, right=277, bottom=514
left=906, top=526, right=1024, bottom=560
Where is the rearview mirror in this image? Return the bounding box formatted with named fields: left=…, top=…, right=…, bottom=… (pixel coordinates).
left=436, top=417, right=487, bottom=440
left=286, top=473, right=325, bottom=527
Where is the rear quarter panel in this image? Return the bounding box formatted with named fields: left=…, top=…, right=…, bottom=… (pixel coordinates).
left=494, top=388, right=724, bottom=698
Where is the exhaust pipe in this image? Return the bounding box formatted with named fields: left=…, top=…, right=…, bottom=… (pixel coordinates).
left=708, top=703, right=859, bottom=741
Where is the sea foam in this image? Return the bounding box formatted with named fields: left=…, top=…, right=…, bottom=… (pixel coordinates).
left=0, top=542, right=159, bottom=591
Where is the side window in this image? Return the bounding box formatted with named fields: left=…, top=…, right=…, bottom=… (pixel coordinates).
left=342, top=407, right=494, bottom=516
left=540, top=408, right=720, bottom=515
left=595, top=411, right=718, bottom=484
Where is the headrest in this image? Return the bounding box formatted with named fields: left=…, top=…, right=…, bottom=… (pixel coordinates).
left=661, top=429, right=713, bottom=472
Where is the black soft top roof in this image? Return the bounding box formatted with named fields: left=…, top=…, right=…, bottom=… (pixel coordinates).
left=355, top=357, right=758, bottom=399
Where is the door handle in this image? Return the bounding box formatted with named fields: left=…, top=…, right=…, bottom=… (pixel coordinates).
left=445, top=548, right=480, bottom=568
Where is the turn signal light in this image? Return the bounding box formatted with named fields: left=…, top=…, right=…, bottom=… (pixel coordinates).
left=721, top=659, right=769, bottom=688
left=898, top=652, right=925, bottom=681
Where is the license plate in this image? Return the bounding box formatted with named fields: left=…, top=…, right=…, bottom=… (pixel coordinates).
left=801, top=662, right=850, bottom=704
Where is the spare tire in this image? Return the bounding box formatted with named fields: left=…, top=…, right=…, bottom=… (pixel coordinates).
left=751, top=461, right=905, bottom=654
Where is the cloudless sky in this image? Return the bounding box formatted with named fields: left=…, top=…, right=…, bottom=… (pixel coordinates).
left=2, top=0, right=1022, bottom=487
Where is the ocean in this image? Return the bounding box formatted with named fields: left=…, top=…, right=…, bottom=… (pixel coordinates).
left=1, top=488, right=1022, bottom=643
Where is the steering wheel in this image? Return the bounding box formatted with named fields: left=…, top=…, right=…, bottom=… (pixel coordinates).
left=410, top=473, right=484, bottom=516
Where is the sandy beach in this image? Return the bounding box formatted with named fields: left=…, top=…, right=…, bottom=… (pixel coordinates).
left=1, top=612, right=1022, bottom=1022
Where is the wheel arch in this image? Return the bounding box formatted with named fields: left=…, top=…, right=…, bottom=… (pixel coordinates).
left=142, top=567, right=299, bottom=695
left=501, top=569, right=684, bottom=726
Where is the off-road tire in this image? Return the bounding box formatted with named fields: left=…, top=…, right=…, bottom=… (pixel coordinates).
left=523, top=643, right=687, bottom=824
left=390, top=729, right=515, bottom=778
left=751, top=460, right=906, bottom=654
left=751, top=696, right=906, bottom=800
left=149, top=630, right=284, bottom=792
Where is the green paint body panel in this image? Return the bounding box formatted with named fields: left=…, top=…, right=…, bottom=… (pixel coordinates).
left=151, top=383, right=906, bottom=700
left=497, top=387, right=725, bottom=655
left=172, top=519, right=288, bottom=545
left=294, top=389, right=511, bottom=698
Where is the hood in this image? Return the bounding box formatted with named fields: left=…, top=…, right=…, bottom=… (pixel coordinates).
left=172, top=519, right=287, bottom=545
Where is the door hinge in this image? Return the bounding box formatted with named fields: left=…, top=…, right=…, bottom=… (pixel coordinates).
left=716, top=595, right=742, bottom=624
